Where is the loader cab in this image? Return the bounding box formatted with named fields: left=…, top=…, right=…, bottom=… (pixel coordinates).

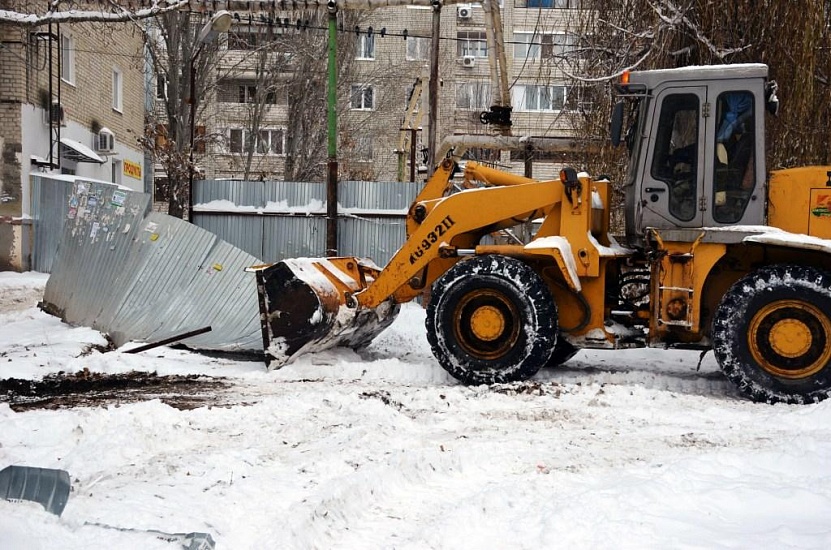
left=615, top=64, right=772, bottom=246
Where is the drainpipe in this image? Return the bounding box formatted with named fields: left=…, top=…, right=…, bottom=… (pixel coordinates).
left=48, top=23, right=53, bottom=168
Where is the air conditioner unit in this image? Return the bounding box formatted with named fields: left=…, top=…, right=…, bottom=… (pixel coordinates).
left=45, top=101, right=66, bottom=127
left=457, top=4, right=473, bottom=19
left=462, top=55, right=476, bottom=68
left=95, top=127, right=115, bottom=153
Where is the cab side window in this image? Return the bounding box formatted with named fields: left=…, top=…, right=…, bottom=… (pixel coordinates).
left=650, top=94, right=699, bottom=221
left=713, top=91, right=755, bottom=223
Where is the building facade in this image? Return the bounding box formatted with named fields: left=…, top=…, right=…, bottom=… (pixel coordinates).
left=151, top=1, right=587, bottom=190
left=0, top=16, right=147, bottom=270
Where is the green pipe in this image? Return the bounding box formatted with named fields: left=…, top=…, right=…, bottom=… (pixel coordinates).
left=327, top=11, right=337, bottom=159
left=325, top=7, right=338, bottom=256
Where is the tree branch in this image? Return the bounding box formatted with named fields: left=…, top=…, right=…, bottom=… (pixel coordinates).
left=0, top=1, right=191, bottom=27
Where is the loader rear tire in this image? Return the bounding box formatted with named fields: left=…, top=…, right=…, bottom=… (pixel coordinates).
left=426, top=255, right=557, bottom=385
left=712, top=264, right=831, bottom=404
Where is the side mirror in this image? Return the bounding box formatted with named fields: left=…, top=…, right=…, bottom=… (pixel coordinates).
left=610, top=101, right=624, bottom=147
left=765, top=80, right=780, bottom=116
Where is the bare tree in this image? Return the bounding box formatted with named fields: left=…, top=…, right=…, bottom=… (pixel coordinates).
left=567, top=0, right=831, bottom=177
left=217, top=10, right=410, bottom=183
left=0, top=1, right=191, bottom=27
left=281, top=11, right=370, bottom=182
left=215, top=13, right=339, bottom=182
left=508, top=0, right=831, bottom=232
left=142, top=10, right=225, bottom=218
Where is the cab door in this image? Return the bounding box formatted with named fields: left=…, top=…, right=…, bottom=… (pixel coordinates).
left=638, top=87, right=707, bottom=233
left=702, top=87, right=766, bottom=227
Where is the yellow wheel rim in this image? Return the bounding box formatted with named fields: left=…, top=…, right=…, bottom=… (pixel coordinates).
left=748, top=300, right=831, bottom=379
left=454, top=289, right=520, bottom=361
left=470, top=305, right=505, bottom=342
left=768, top=318, right=812, bottom=358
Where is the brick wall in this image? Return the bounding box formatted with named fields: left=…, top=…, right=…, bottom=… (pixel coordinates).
left=38, top=21, right=145, bottom=150
left=0, top=11, right=146, bottom=271
left=0, top=24, right=25, bottom=204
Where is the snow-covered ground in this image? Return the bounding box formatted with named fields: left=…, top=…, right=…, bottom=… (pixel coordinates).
left=2, top=271, right=831, bottom=549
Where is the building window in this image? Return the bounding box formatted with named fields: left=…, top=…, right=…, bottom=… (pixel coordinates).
left=154, top=177, right=170, bottom=202
left=520, top=0, right=581, bottom=7
left=513, top=32, right=577, bottom=60
left=228, top=128, right=285, bottom=155
left=456, top=82, right=492, bottom=110
left=457, top=31, right=488, bottom=58
left=194, top=125, right=206, bottom=154
left=566, top=85, right=594, bottom=112
left=112, top=68, right=123, bottom=112
left=227, top=34, right=294, bottom=66
left=226, top=26, right=290, bottom=50
left=512, top=84, right=567, bottom=112
left=240, top=85, right=255, bottom=104
left=406, top=36, right=429, bottom=61
left=156, top=74, right=168, bottom=100
left=238, top=85, right=277, bottom=104
left=60, top=34, right=74, bottom=84
left=229, top=129, right=245, bottom=152
left=218, top=80, right=280, bottom=104
left=257, top=129, right=284, bottom=154
left=350, top=84, right=375, bottom=110
left=111, top=160, right=122, bottom=184
left=356, top=33, right=375, bottom=60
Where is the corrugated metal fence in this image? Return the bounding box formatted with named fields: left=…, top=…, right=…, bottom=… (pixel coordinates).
left=192, top=179, right=421, bottom=265
left=30, top=175, right=420, bottom=351
left=33, top=175, right=262, bottom=351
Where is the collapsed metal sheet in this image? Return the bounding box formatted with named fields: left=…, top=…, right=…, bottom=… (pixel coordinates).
left=42, top=183, right=262, bottom=352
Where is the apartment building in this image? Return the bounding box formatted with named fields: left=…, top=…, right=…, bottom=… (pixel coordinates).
left=0, top=17, right=147, bottom=270
left=180, top=0, right=585, bottom=185
left=387, top=0, right=587, bottom=177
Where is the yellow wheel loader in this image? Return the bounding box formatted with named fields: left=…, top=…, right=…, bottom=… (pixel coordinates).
left=253, top=63, right=831, bottom=404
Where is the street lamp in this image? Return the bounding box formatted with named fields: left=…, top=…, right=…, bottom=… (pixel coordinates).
left=187, top=10, right=232, bottom=222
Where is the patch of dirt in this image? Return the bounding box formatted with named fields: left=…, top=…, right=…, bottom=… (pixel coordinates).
left=488, top=381, right=564, bottom=397
left=359, top=389, right=405, bottom=411
left=0, top=369, right=230, bottom=411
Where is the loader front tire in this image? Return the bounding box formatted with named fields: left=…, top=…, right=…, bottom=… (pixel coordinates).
left=712, top=264, right=831, bottom=404
left=426, top=255, right=557, bottom=385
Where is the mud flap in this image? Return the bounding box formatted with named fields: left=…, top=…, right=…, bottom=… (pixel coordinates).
left=254, top=258, right=399, bottom=368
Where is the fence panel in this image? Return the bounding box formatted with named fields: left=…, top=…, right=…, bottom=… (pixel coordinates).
left=35, top=176, right=261, bottom=351
left=31, top=175, right=420, bottom=351
left=192, top=179, right=419, bottom=266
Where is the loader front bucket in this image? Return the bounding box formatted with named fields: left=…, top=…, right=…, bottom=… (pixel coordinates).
left=253, top=257, right=399, bottom=368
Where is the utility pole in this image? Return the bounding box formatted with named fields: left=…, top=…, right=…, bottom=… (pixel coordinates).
left=326, top=0, right=339, bottom=257
left=426, top=0, right=441, bottom=175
